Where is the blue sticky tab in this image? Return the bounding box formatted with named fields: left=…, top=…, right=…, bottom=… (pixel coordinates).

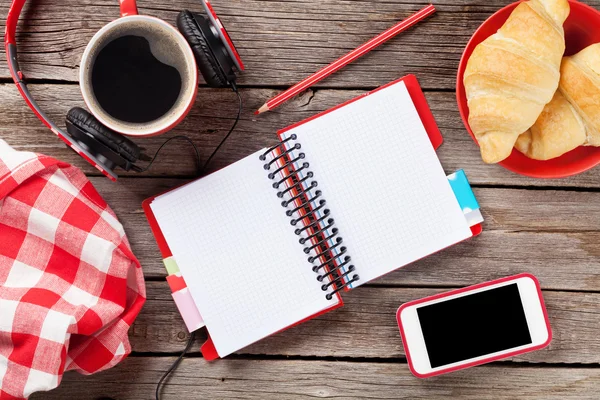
left=448, top=170, right=479, bottom=214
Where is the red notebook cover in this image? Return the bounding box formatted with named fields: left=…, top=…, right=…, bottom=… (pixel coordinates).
left=142, top=74, right=482, bottom=360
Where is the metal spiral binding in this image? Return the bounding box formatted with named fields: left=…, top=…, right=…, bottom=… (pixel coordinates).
left=260, top=135, right=360, bottom=300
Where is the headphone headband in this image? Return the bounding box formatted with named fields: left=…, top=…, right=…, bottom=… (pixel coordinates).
left=5, top=0, right=242, bottom=182
left=5, top=0, right=22, bottom=46
left=201, top=0, right=245, bottom=72
left=5, top=0, right=119, bottom=180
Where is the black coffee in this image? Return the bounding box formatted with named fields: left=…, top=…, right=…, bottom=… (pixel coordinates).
left=91, top=35, right=182, bottom=124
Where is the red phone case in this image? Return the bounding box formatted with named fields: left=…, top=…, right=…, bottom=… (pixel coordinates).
left=396, top=273, right=552, bottom=378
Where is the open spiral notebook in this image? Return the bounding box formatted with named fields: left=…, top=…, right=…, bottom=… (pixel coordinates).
left=143, top=75, right=483, bottom=360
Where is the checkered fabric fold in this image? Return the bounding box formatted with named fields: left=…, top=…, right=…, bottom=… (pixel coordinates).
left=0, top=140, right=146, bottom=399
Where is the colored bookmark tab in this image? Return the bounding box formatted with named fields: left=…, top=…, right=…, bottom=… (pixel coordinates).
left=167, top=274, right=188, bottom=293
left=448, top=170, right=484, bottom=226
left=172, top=288, right=205, bottom=332
left=163, top=256, right=180, bottom=275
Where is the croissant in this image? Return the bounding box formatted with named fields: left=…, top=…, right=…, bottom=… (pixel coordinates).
left=515, top=91, right=587, bottom=160
left=464, top=0, right=570, bottom=164
left=516, top=44, right=600, bottom=160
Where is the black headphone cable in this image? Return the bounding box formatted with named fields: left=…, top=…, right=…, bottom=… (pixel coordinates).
left=137, top=85, right=243, bottom=176
left=153, top=86, right=242, bottom=400
left=155, top=331, right=197, bottom=400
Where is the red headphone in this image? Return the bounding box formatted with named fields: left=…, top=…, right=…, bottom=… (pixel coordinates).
left=5, top=0, right=244, bottom=181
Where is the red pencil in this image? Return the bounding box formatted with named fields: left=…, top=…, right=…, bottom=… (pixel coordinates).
left=255, top=4, right=436, bottom=115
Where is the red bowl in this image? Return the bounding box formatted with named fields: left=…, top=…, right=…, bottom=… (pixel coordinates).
left=457, top=0, right=600, bottom=179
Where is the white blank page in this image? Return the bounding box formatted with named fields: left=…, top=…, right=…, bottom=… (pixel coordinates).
left=150, top=150, right=338, bottom=357
left=281, top=81, right=472, bottom=287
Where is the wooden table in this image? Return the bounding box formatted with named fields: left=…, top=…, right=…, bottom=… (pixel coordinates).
left=2, top=0, right=600, bottom=398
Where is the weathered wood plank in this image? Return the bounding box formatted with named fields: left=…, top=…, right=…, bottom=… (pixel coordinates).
left=3, top=0, right=599, bottom=89
left=32, top=358, right=600, bottom=400
left=131, top=282, right=600, bottom=364
left=89, top=177, right=600, bottom=290
left=96, top=177, right=600, bottom=233
left=379, top=230, right=600, bottom=290
left=3, top=84, right=600, bottom=187
left=7, top=0, right=596, bottom=89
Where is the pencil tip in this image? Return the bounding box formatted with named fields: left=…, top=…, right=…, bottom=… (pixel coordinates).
left=256, top=105, right=269, bottom=115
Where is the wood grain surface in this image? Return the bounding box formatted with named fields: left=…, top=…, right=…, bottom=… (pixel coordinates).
left=92, top=177, right=600, bottom=290
left=34, top=359, right=600, bottom=400
left=129, top=282, right=600, bottom=364
left=4, top=0, right=600, bottom=398
left=0, top=0, right=548, bottom=89
left=2, top=85, right=600, bottom=187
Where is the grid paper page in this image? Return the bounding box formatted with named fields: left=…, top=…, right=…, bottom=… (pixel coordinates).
left=281, top=81, right=472, bottom=287
left=150, top=150, right=338, bottom=357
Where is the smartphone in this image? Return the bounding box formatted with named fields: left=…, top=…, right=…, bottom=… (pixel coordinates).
left=397, top=273, right=552, bottom=378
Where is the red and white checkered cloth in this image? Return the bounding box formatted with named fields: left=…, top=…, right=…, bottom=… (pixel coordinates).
left=0, top=140, right=146, bottom=399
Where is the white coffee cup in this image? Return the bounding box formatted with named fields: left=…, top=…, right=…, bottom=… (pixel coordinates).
left=79, top=0, right=198, bottom=137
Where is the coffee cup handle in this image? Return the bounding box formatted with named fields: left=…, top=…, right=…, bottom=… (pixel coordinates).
left=119, top=0, right=138, bottom=17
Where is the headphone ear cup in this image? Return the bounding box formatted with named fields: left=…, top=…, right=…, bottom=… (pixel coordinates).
left=66, top=107, right=141, bottom=163
left=177, top=10, right=229, bottom=88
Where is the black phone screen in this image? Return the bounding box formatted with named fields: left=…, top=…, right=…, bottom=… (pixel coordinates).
left=416, top=283, right=532, bottom=368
